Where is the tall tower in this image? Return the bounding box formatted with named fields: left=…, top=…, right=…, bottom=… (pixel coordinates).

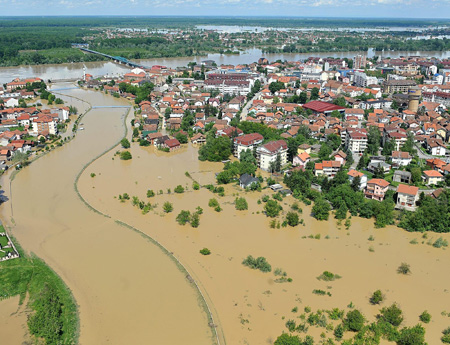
left=408, top=86, right=421, bottom=113
left=354, top=54, right=367, bottom=69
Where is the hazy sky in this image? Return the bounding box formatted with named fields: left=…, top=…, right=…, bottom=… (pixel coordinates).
left=1, top=0, right=449, bottom=18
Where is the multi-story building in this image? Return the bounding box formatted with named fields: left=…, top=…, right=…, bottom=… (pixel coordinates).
left=345, top=128, right=367, bottom=154
left=391, top=151, right=412, bottom=167
left=354, top=71, right=378, bottom=88
left=256, top=140, right=288, bottom=172
left=31, top=114, right=58, bottom=135
left=314, top=160, right=342, bottom=178
left=383, top=79, right=417, bottom=94
left=234, top=133, right=264, bottom=159
left=364, top=178, right=389, bottom=201
left=204, top=73, right=253, bottom=96
left=423, top=170, right=444, bottom=185
left=353, top=54, right=367, bottom=69
left=396, top=184, right=419, bottom=211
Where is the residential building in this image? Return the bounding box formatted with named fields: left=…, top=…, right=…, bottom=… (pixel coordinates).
left=383, top=79, right=416, bottom=94
left=239, top=173, right=259, bottom=189
left=354, top=71, right=378, bottom=88
left=347, top=169, right=367, bottom=189
left=365, top=178, right=389, bottom=201
left=396, top=184, right=419, bottom=211
left=345, top=128, right=367, bottom=154
left=393, top=170, right=412, bottom=184
left=257, top=140, right=288, bottom=172
left=391, top=151, right=412, bottom=167
left=354, top=54, right=367, bottom=69
left=234, top=133, right=264, bottom=158
left=314, top=160, right=342, bottom=178
left=426, top=138, right=446, bottom=156
left=293, top=152, right=310, bottom=168
left=423, top=170, right=444, bottom=185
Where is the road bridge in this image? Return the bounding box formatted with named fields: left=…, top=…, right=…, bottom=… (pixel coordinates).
left=79, top=48, right=148, bottom=70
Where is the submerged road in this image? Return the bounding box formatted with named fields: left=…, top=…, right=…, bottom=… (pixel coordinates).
left=1, top=85, right=214, bottom=345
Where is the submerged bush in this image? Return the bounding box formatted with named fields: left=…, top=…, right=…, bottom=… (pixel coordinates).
left=242, top=255, right=271, bottom=273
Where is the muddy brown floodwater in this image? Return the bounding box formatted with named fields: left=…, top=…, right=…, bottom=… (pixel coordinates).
left=79, top=137, right=450, bottom=345
left=0, top=84, right=215, bottom=345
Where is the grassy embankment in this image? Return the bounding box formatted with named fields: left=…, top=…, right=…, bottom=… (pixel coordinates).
left=0, top=226, right=79, bottom=345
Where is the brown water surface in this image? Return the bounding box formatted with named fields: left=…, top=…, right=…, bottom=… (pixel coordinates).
left=0, top=86, right=214, bottom=345
left=79, top=141, right=450, bottom=344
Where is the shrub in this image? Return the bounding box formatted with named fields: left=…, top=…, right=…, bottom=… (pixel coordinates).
left=291, top=202, right=302, bottom=213
left=176, top=210, right=191, bottom=225
left=286, top=212, right=299, bottom=226
left=120, top=138, right=130, bottom=149
left=199, top=248, right=211, bottom=255
left=195, top=206, right=203, bottom=214
left=190, top=213, right=200, bottom=228
left=334, top=323, right=344, bottom=340
left=286, top=319, right=297, bottom=332
left=264, top=200, right=282, bottom=217
left=419, top=311, right=431, bottom=324
left=379, top=303, right=403, bottom=327
left=242, top=255, right=271, bottom=272
left=261, top=195, right=270, bottom=202
left=163, top=202, right=173, bottom=213
left=397, top=324, right=426, bottom=345
left=235, top=197, right=248, bottom=211
left=442, top=327, right=450, bottom=344
left=214, top=205, right=222, bottom=212
left=208, top=198, right=219, bottom=208
left=397, top=263, right=411, bottom=275
left=327, top=308, right=344, bottom=320
left=317, top=271, right=341, bottom=281
left=274, top=333, right=302, bottom=345
left=120, top=151, right=132, bottom=160
left=193, top=182, right=200, bottom=190
left=344, top=310, right=365, bottom=332
left=147, top=189, right=155, bottom=198
left=273, top=193, right=283, bottom=201
left=370, top=290, right=384, bottom=305
left=174, top=185, right=185, bottom=193
left=90, top=173, right=96, bottom=178
left=433, top=237, right=448, bottom=248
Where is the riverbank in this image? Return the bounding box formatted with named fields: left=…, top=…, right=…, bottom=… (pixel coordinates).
left=0, top=85, right=215, bottom=345
left=78, top=141, right=450, bottom=344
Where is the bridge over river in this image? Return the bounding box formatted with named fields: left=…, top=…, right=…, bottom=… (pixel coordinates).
left=79, top=48, right=149, bottom=70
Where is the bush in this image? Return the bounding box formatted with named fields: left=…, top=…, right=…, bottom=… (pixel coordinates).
left=90, top=173, right=96, bottom=178
left=242, top=255, right=272, bottom=273
left=379, top=303, right=403, bottom=327
left=120, top=151, right=132, bottom=160
left=370, top=290, right=384, bottom=305
left=235, top=197, right=248, bottom=211
left=334, top=323, right=344, bottom=340
left=433, top=237, right=448, bottom=248
left=193, top=182, right=200, bottom=190
left=344, top=310, right=365, bottom=332
left=190, top=213, right=200, bottom=228
left=442, top=327, right=450, bottom=344
left=264, top=200, right=282, bottom=217
left=208, top=198, right=219, bottom=208
left=174, top=185, right=185, bottom=193
left=199, top=248, right=211, bottom=255
left=397, top=324, right=426, bottom=345
left=317, top=271, right=341, bottom=281
left=163, top=202, right=173, bottom=213
left=176, top=210, right=191, bottom=225
left=274, top=333, right=302, bottom=345
left=286, top=212, right=299, bottom=226
left=397, top=263, right=411, bottom=275
left=147, top=189, right=155, bottom=198
left=419, top=311, right=431, bottom=324
left=120, top=138, right=130, bottom=149
left=286, top=319, right=297, bottom=332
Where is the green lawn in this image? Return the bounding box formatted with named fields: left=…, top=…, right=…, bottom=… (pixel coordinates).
left=0, top=236, right=9, bottom=248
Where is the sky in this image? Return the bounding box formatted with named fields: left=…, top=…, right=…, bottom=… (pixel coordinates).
left=1, top=0, right=450, bottom=18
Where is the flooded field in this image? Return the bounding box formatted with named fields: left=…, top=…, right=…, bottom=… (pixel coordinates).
left=0, top=86, right=214, bottom=345
left=79, top=140, right=450, bottom=344
left=0, top=296, right=30, bottom=344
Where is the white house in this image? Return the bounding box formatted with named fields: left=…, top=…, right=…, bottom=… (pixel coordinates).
left=256, top=140, right=288, bottom=172
left=347, top=169, right=367, bottom=190
left=391, top=151, right=412, bottom=167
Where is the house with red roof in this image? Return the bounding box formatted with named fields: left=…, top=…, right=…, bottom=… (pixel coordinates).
left=423, top=170, right=444, bottom=185
left=256, top=140, right=288, bottom=172
left=314, top=160, right=342, bottom=178
left=302, top=100, right=345, bottom=115
left=234, top=133, right=264, bottom=159
left=293, top=151, right=310, bottom=168
left=396, top=184, right=419, bottom=211
left=365, top=178, right=389, bottom=201
left=163, top=138, right=181, bottom=151
left=347, top=169, right=367, bottom=189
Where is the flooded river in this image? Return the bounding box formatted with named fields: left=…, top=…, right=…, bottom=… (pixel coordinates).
left=0, top=48, right=449, bottom=84
left=79, top=141, right=450, bottom=344
left=0, top=85, right=214, bottom=345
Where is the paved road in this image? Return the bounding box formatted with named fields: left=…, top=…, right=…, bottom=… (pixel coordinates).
left=240, top=92, right=261, bottom=121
